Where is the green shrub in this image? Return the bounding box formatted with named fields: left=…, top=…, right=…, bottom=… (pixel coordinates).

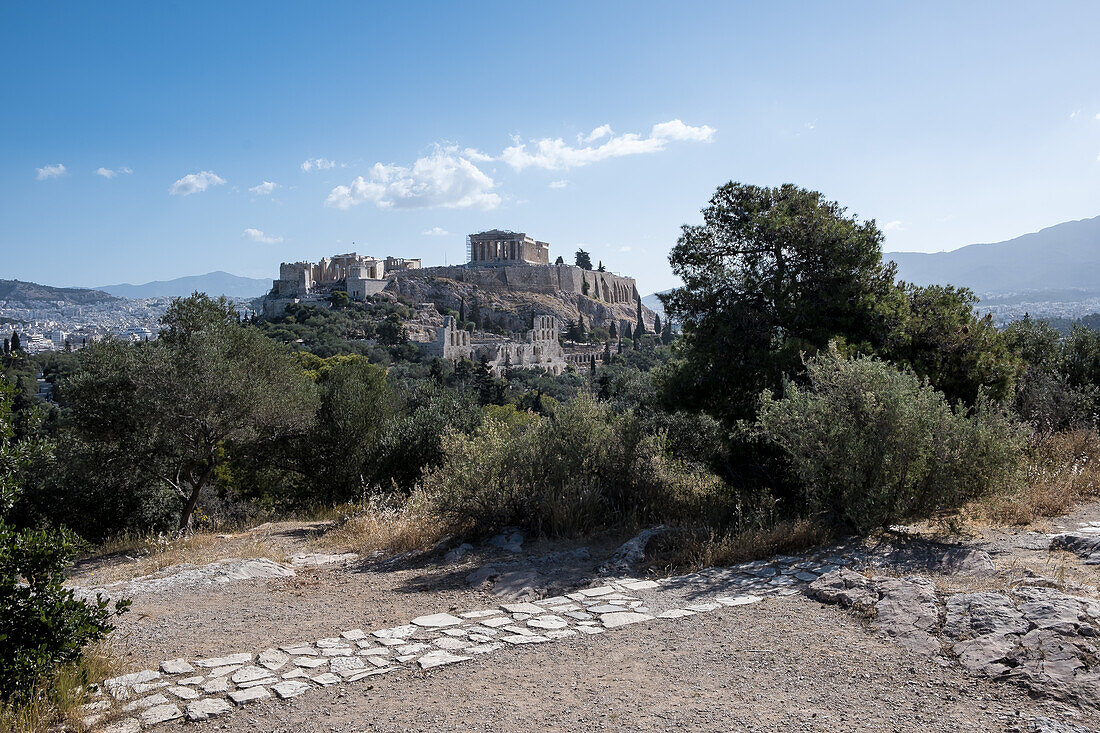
left=754, top=348, right=1026, bottom=533
left=419, top=394, right=732, bottom=536
left=0, top=382, right=128, bottom=706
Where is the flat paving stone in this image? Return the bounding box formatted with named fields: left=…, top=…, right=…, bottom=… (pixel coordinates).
left=124, top=693, right=169, bottom=711
left=587, top=604, right=629, bottom=614
left=272, top=680, right=312, bottom=699
left=461, top=609, right=504, bottom=619
left=231, top=665, right=272, bottom=684
left=330, top=656, right=365, bottom=676
left=258, top=648, right=289, bottom=670
left=418, top=650, right=471, bottom=669
left=500, top=634, right=550, bottom=644
left=229, top=686, right=270, bottom=705
left=578, top=586, right=615, bottom=597
left=468, top=642, right=505, bottom=654
left=193, top=652, right=251, bottom=668
left=293, top=656, right=328, bottom=668
left=280, top=644, right=316, bottom=656
left=312, top=672, right=341, bottom=686
left=480, top=616, right=512, bottom=628
left=686, top=602, right=722, bottom=612
left=160, top=658, right=194, bottom=675
left=501, top=602, right=545, bottom=614
left=321, top=647, right=354, bottom=656
left=209, top=664, right=243, bottom=677
left=657, top=609, right=697, bottom=618
left=168, top=685, right=200, bottom=700
left=373, top=624, right=418, bottom=639
left=140, top=703, right=182, bottom=726
left=717, top=595, right=762, bottom=607
left=621, top=579, right=660, bottom=591
left=600, top=611, right=654, bottom=628
left=185, top=697, right=233, bottom=721
left=201, top=677, right=229, bottom=694
left=177, top=676, right=204, bottom=685
left=341, top=629, right=368, bottom=640
left=411, top=612, right=463, bottom=628
left=433, top=636, right=471, bottom=650
left=282, top=667, right=310, bottom=679
left=526, top=615, right=568, bottom=630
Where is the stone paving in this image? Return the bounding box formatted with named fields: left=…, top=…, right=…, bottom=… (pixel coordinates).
left=87, top=550, right=856, bottom=731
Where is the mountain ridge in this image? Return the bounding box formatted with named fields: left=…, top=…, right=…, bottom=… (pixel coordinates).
left=96, top=271, right=271, bottom=299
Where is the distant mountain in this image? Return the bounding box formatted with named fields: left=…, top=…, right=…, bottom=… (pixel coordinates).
left=0, top=279, right=119, bottom=306
left=887, top=215, right=1100, bottom=297
left=97, top=271, right=271, bottom=299
left=642, top=291, right=669, bottom=320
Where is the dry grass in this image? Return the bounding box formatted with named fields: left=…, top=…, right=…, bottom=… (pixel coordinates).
left=969, top=430, right=1100, bottom=526
left=0, top=643, right=118, bottom=733
left=82, top=528, right=285, bottom=585
left=649, top=518, right=832, bottom=573
left=321, top=500, right=449, bottom=555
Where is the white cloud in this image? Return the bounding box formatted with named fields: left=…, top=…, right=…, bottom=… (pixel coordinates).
left=95, top=166, right=132, bottom=179
left=1095, top=113, right=1100, bottom=121
left=883, top=220, right=904, bottom=232
left=549, top=179, right=569, bottom=189
left=502, top=118, right=715, bottom=171
left=579, top=124, right=613, bottom=144
left=421, top=226, right=449, bottom=236
left=461, top=148, right=495, bottom=163
left=36, top=163, right=66, bottom=180
left=1070, top=110, right=1080, bottom=119
left=618, top=245, right=632, bottom=252
left=301, top=157, right=336, bottom=172
left=249, top=181, right=280, bottom=196
left=242, top=227, right=283, bottom=244
left=168, top=170, right=225, bottom=196
left=326, top=146, right=500, bottom=211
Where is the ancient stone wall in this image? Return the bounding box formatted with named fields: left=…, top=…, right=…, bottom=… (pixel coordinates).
left=408, top=265, right=638, bottom=306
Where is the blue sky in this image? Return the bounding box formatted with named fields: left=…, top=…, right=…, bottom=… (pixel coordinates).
left=2, top=2, right=1099, bottom=295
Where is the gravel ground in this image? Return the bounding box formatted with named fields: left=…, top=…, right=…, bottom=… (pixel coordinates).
left=170, top=596, right=1093, bottom=733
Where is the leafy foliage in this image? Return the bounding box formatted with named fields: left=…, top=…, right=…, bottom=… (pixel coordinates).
left=0, top=382, right=128, bottom=705
left=754, top=349, right=1026, bottom=532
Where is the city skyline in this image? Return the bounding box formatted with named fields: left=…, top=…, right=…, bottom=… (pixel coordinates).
left=3, top=2, right=1100, bottom=294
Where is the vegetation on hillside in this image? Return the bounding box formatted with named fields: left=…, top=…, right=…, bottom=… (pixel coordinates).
left=6, top=179, right=1100, bottom=723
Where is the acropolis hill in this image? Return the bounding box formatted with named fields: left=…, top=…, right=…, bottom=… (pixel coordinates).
left=261, top=230, right=657, bottom=340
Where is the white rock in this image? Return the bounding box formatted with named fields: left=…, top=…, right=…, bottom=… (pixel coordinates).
left=258, top=648, right=290, bottom=670
left=177, top=675, right=204, bottom=685
left=461, top=609, right=504, bottom=619
left=586, top=604, right=629, bottom=614
left=315, top=637, right=346, bottom=648
left=372, top=624, right=418, bottom=639
left=209, top=664, right=243, bottom=677
left=411, top=612, right=463, bottom=628
left=104, top=669, right=160, bottom=697
left=200, top=677, right=229, bottom=694
left=185, top=697, right=232, bottom=721
left=501, top=602, right=545, bottom=614
left=272, top=680, right=312, bottom=698
left=329, top=656, right=365, bottom=676
left=621, top=579, right=660, bottom=591
left=311, top=672, right=341, bottom=686
left=432, top=637, right=471, bottom=651
left=237, top=676, right=277, bottom=689
left=345, top=667, right=397, bottom=681
left=480, top=616, right=512, bottom=628
left=500, top=634, right=550, bottom=644
left=546, top=629, right=578, bottom=639
left=160, top=658, right=194, bottom=675
left=139, top=704, right=182, bottom=726
left=193, top=652, right=251, bottom=668
left=321, top=647, right=354, bottom=657
left=229, top=686, right=270, bottom=704
left=131, top=680, right=168, bottom=694
left=396, top=643, right=430, bottom=655
left=685, top=602, right=722, bottom=612
left=102, top=718, right=141, bottom=733
left=168, top=685, right=200, bottom=700
left=418, top=650, right=471, bottom=669
left=467, top=642, right=505, bottom=654
left=600, top=611, right=653, bottom=628
left=341, top=628, right=368, bottom=640
left=657, top=609, right=696, bottom=619
left=231, top=665, right=272, bottom=684
left=717, top=595, right=762, bottom=607
left=366, top=656, right=393, bottom=668
left=123, top=693, right=169, bottom=711
left=289, top=552, right=357, bottom=567
left=575, top=625, right=605, bottom=635
left=282, top=667, right=310, bottom=679
left=578, top=586, right=615, bottom=597
left=293, top=656, right=328, bottom=668
left=526, top=615, right=568, bottom=630
left=279, top=644, right=316, bottom=655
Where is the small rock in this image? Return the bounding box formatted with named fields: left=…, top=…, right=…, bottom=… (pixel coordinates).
left=272, top=680, right=312, bottom=698
left=185, top=698, right=232, bottom=721
left=229, top=686, right=270, bottom=704
left=139, top=703, right=183, bottom=726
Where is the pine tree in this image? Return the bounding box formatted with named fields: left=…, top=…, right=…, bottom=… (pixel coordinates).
left=609, top=321, right=618, bottom=339
left=653, top=313, right=662, bottom=337
left=574, top=249, right=593, bottom=270
left=597, top=260, right=605, bottom=272
left=623, top=322, right=633, bottom=341
left=555, top=255, right=564, bottom=265
left=635, top=300, right=646, bottom=335
left=661, top=320, right=673, bottom=345
left=616, top=338, right=622, bottom=355
left=603, top=340, right=611, bottom=363
left=458, top=300, right=466, bottom=325
left=578, top=314, right=587, bottom=342
left=10, top=332, right=20, bottom=352
left=469, top=298, right=482, bottom=330
left=590, top=353, right=597, bottom=373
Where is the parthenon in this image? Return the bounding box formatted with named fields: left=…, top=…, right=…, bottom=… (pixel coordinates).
left=467, top=230, right=550, bottom=265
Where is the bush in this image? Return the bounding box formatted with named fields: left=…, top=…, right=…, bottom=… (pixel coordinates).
left=419, top=394, right=733, bottom=536
left=754, top=348, right=1026, bottom=533
left=0, top=382, right=128, bottom=706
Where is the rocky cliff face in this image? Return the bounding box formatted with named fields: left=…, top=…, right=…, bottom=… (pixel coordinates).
left=385, top=274, right=657, bottom=335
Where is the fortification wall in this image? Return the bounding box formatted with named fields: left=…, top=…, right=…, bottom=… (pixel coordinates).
left=410, top=264, right=638, bottom=305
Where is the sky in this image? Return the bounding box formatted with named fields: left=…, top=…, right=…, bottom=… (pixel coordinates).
left=2, top=2, right=1100, bottom=296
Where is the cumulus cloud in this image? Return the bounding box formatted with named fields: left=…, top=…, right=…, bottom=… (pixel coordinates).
left=502, top=119, right=715, bottom=171
left=883, top=220, right=904, bottom=232
left=549, top=179, right=569, bottom=189
left=421, top=226, right=450, bottom=236
left=301, top=158, right=336, bottom=172
left=95, top=166, right=132, bottom=179
left=242, top=227, right=283, bottom=244
left=36, top=163, right=66, bottom=180
left=462, top=148, right=495, bottom=163
left=579, top=124, right=613, bottom=144
left=168, top=170, right=225, bottom=196
left=249, top=181, right=280, bottom=196
left=325, top=146, right=500, bottom=211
